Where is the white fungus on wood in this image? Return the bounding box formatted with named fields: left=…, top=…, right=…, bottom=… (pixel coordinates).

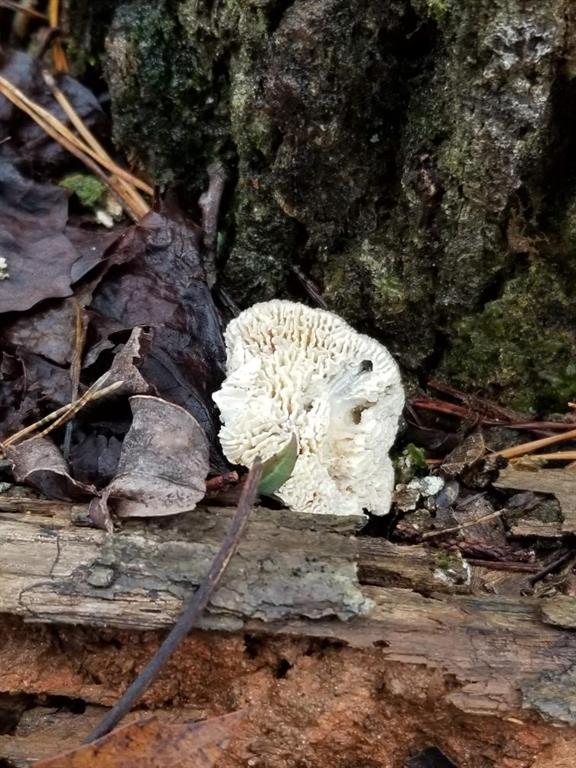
left=213, top=300, right=404, bottom=516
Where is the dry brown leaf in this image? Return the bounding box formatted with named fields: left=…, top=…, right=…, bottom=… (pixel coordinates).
left=5, top=436, right=96, bottom=500
left=35, top=712, right=243, bottom=768
left=95, top=395, right=209, bottom=520
left=89, top=207, right=227, bottom=468
left=106, top=327, right=154, bottom=396
left=441, top=432, right=485, bottom=478
left=0, top=162, right=80, bottom=313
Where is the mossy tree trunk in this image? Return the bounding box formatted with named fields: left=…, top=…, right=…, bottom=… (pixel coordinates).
left=69, top=0, right=576, bottom=411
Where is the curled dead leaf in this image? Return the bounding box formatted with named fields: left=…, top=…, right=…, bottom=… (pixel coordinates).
left=34, top=712, right=243, bottom=768
left=5, top=436, right=96, bottom=500
left=95, top=395, right=209, bottom=519
left=106, top=327, right=154, bottom=396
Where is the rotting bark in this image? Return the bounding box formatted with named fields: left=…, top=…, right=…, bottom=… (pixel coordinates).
left=0, top=506, right=369, bottom=626
left=2, top=629, right=576, bottom=768
left=2, top=507, right=576, bottom=726
left=66, top=0, right=576, bottom=411
left=495, top=466, right=576, bottom=533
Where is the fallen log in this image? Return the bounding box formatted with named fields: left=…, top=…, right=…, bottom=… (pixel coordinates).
left=0, top=505, right=574, bottom=719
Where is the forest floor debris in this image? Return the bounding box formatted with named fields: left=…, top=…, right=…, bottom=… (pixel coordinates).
left=2, top=9, right=576, bottom=767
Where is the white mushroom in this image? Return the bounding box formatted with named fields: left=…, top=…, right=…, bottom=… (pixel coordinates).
left=213, top=300, right=404, bottom=516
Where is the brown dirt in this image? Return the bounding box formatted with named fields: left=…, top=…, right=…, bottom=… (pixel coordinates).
left=0, top=617, right=574, bottom=767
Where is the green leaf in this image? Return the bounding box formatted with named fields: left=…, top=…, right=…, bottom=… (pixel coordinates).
left=258, top=434, right=298, bottom=496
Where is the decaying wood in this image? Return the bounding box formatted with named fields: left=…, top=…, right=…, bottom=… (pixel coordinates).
left=508, top=518, right=563, bottom=538
left=495, top=466, right=576, bottom=532
left=0, top=506, right=368, bottom=628
left=1, top=505, right=576, bottom=726
left=84, top=459, right=262, bottom=743
left=0, top=706, right=207, bottom=767
left=358, top=538, right=471, bottom=593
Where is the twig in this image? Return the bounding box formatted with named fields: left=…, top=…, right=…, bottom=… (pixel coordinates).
left=492, top=421, right=576, bottom=432
left=527, top=549, right=576, bottom=587
left=3, top=404, right=68, bottom=450
left=199, top=161, right=226, bottom=287
left=84, top=458, right=263, bottom=744
left=467, top=559, right=540, bottom=573
left=214, top=286, right=241, bottom=318
left=36, top=375, right=120, bottom=439
left=0, top=76, right=153, bottom=197
left=413, top=398, right=571, bottom=434
left=292, top=265, right=329, bottom=310
left=1, top=374, right=122, bottom=451
left=427, top=380, right=521, bottom=422
left=521, top=452, right=576, bottom=462
left=493, top=427, right=576, bottom=460
left=422, top=509, right=503, bottom=540
left=62, top=301, right=86, bottom=460
left=0, top=0, right=47, bottom=19
left=411, top=398, right=472, bottom=419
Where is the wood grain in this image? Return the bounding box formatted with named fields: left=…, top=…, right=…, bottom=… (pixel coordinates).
left=1, top=505, right=575, bottom=723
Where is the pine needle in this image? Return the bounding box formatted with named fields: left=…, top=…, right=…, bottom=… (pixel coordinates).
left=0, top=75, right=152, bottom=220
left=1, top=375, right=123, bottom=452
left=522, top=452, right=576, bottom=462
left=0, top=0, right=48, bottom=20
left=48, top=0, right=68, bottom=72
left=493, top=427, right=576, bottom=460
left=43, top=70, right=153, bottom=216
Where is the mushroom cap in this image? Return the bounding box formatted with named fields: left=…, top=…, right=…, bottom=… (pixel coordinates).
left=213, top=300, right=404, bottom=516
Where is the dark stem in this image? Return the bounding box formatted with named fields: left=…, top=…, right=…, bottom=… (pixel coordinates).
left=199, top=161, right=226, bottom=288
left=63, top=301, right=86, bottom=460
left=84, top=458, right=263, bottom=743
left=527, top=547, right=576, bottom=587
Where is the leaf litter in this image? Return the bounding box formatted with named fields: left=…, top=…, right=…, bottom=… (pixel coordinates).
left=0, top=38, right=260, bottom=751
left=0, top=48, right=230, bottom=526
left=88, top=395, right=209, bottom=530
left=391, top=384, right=576, bottom=599
left=5, top=434, right=95, bottom=500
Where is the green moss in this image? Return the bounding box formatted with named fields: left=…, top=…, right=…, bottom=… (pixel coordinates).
left=92, top=0, right=572, bottom=413
left=321, top=229, right=436, bottom=368
left=424, top=0, right=448, bottom=22
left=434, top=552, right=453, bottom=571
left=394, top=443, right=428, bottom=484
left=441, top=261, right=576, bottom=412
left=104, top=0, right=239, bottom=189
left=322, top=239, right=387, bottom=332
left=59, top=173, right=106, bottom=208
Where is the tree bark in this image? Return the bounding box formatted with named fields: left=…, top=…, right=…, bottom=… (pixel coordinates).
left=68, top=0, right=576, bottom=411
